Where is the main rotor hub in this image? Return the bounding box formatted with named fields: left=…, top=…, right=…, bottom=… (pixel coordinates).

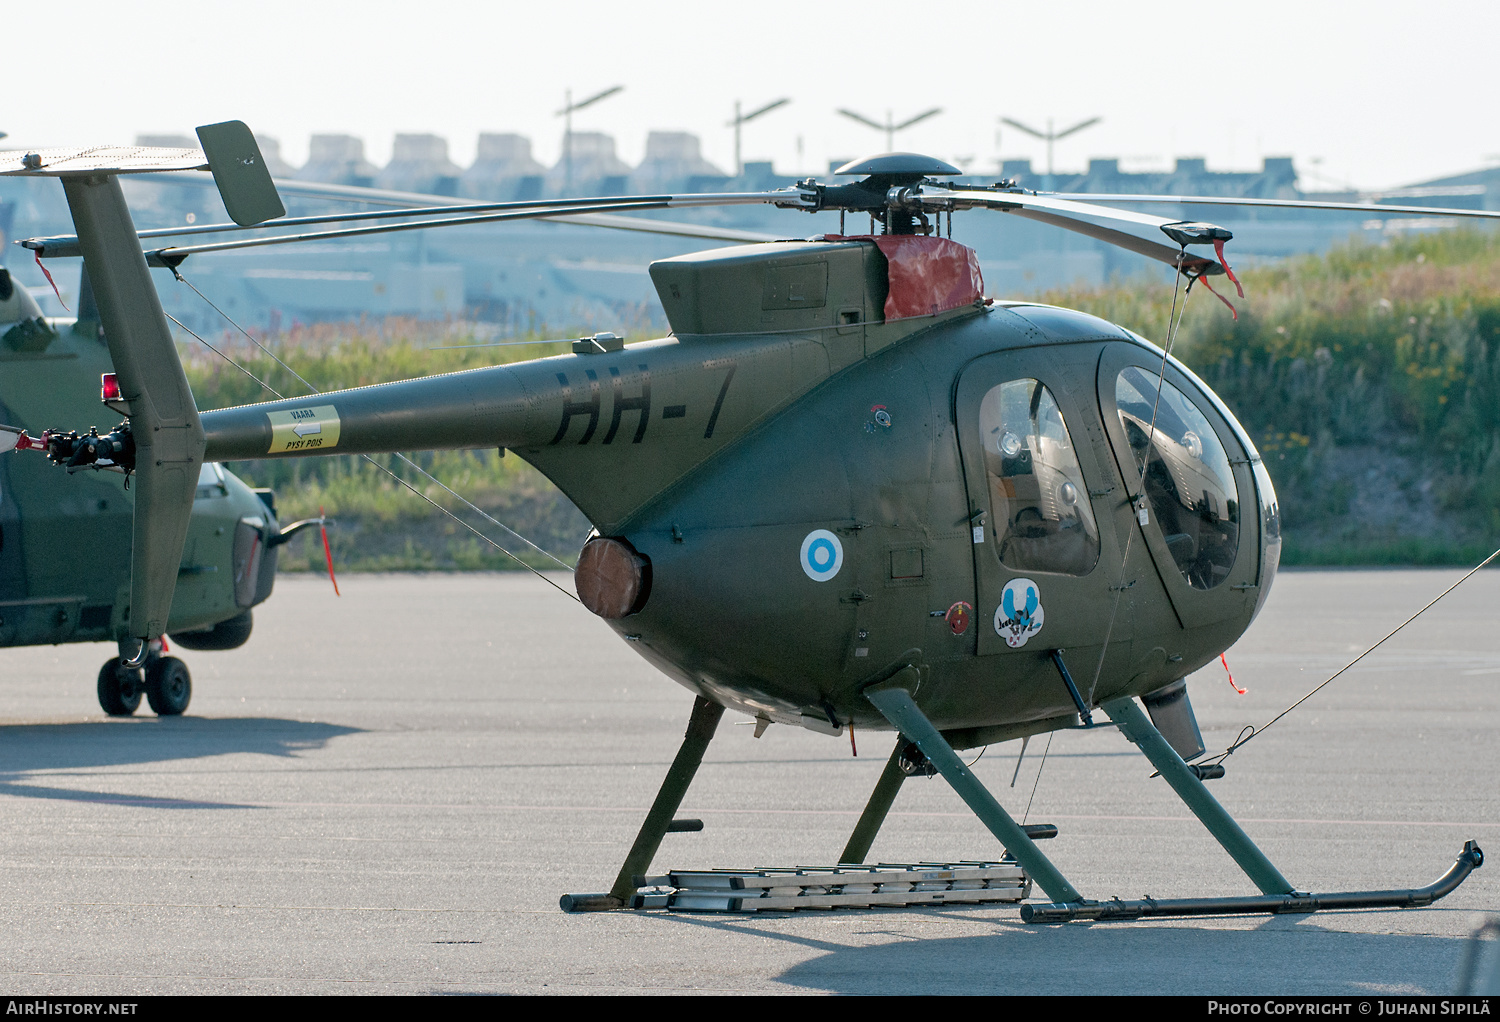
left=818, top=153, right=964, bottom=235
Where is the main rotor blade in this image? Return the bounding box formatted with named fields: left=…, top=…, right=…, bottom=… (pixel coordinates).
left=23, top=185, right=797, bottom=258
left=192, top=174, right=807, bottom=219
left=1052, top=192, right=1500, bottom=221
left=134, top=196, right=789, bottom=262
left=25, top=193, right=702, bottom=249
left=837, top=109, right=887, bottom=132
left=924, top=187, right=1224, bottom=273
left=895, top=108, right=942, bottom=132
left=145, top=201, right=675, bottom=259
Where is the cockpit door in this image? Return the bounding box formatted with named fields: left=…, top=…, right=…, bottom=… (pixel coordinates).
left=955, top=345, right=1132, bottom=659
left=1096, top=343, right=1260, bottom=630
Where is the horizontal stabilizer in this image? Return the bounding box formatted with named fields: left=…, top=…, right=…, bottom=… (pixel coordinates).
left=0, top=146, right=207, bottom=176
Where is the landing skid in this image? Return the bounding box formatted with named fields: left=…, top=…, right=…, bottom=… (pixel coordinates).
left=1024, top=842, right=1483, bottom=922
left=562, top=677, right=1483, bottom=922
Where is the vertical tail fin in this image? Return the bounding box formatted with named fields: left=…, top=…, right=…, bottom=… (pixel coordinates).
left=46, top=124, right=285, bottom=657
left=61, top=173, right=206, bottom=652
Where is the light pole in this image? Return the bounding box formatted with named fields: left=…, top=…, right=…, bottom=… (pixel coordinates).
left=727, top=98, right=790, bottom=178
left=556, top=85, right=623, bottom=194
left=999, top=116, right=1101, bottom=187
left=836, top=107, right=942, bottom=152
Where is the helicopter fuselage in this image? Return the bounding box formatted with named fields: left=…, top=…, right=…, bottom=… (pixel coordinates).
left=199, top=237, right=1279, bottom=740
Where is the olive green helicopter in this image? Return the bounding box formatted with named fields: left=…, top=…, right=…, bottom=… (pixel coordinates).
left=2, top=123, right=1491, bottom=922
left=0, top=260, right=330, bottom=718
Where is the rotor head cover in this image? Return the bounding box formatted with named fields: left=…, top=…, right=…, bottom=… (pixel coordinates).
left=575, top=537, right=651, bottom=618
left=832, top=153, right=961, bottom=179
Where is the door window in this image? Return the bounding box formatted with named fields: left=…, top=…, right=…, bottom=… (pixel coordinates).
left=1115, top=366, right=1240, bottom=589
left=979, top=379, right=1099, bottom=576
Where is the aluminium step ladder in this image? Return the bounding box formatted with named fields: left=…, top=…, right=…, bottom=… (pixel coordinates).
left=630, top=859, right=1031, bottom=913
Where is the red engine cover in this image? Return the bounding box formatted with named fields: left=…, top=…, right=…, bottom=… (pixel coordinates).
left=826, top=235, right=985, bottom=321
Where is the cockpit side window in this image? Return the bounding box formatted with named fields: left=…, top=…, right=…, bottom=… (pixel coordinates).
left=1115, top=367, right=1240, bottom=589
left=979, top=378, right=1099, bottom=576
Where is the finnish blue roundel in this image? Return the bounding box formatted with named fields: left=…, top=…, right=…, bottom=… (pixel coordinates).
left=800, top=529, right=844, bottom=582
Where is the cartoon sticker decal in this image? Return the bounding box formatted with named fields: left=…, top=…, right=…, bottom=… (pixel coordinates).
left=800, top=529, right=844, bottom=582
left=994, top=577, right=1044, bottom=648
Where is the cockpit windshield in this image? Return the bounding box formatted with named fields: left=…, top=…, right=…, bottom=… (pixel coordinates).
left=1116, top=367, right=1240, bottom=589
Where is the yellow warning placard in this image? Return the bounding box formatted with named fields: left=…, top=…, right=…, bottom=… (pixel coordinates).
left=267, top=404, right=342, bottom=454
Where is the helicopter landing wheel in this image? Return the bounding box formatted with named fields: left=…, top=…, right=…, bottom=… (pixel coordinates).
left=144, top=656, right=192, bottom=716
left=96, top=659, right=143, bottom=716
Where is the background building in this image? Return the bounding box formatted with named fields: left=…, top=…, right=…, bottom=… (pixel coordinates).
left=2, top=128, right=1494, bottom=334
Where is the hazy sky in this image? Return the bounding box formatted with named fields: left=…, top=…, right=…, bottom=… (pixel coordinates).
left=6, top=0, right=1496, bottom=191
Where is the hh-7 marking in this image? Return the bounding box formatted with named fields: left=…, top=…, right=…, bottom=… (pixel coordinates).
left=549, top=361, right=735, bottom=445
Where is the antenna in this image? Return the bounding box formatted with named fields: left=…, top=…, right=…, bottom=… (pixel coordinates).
left=556, top=86, right=623, bottom=195
left=1000, top=116, right=1101, bottom=186
left=727, top=98, right=790, bottom=178
left=836, top=107, right=942, bottom=152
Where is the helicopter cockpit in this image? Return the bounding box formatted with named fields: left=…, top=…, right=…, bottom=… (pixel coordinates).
left=980, top=378, right=1100, bottom=577
left=1115, top=366, right=1240, bottom=590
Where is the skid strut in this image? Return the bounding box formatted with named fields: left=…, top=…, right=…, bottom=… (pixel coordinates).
left=563, top=685, right=1484, bottom=921
left=839, top=739, right=910, bottom=865
left=561, top=695, right=724, bottom=913
left=863, top=671, right=1484, bottom=924
left=864, top=669, right=1082, bottom=903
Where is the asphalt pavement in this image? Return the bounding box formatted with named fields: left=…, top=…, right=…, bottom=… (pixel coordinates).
left=0, top=568, right=1495, bottom=995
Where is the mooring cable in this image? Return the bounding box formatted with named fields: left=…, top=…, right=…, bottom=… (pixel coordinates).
left=1202, top=546, right=1500, bottom=766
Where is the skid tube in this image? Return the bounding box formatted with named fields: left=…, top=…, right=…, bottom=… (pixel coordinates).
left=1023, top=840, right=1484, bottom=923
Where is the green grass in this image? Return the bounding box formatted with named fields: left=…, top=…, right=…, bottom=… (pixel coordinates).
left=1281, top=538, right=1499, bottom=567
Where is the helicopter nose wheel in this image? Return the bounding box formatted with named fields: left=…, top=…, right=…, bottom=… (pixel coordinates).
left=144, top=656, right=192, bottom=716
left=96, top=659, right=144, bottom=716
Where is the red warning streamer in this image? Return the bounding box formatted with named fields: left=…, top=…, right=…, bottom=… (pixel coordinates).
left=1212, top=238, right=1245, bottom=298
left=35, top=252, right=68, bottom=310
left=1221, top=652, right=1246, bottom=695
left=319, top=506, right=340, bottom=597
